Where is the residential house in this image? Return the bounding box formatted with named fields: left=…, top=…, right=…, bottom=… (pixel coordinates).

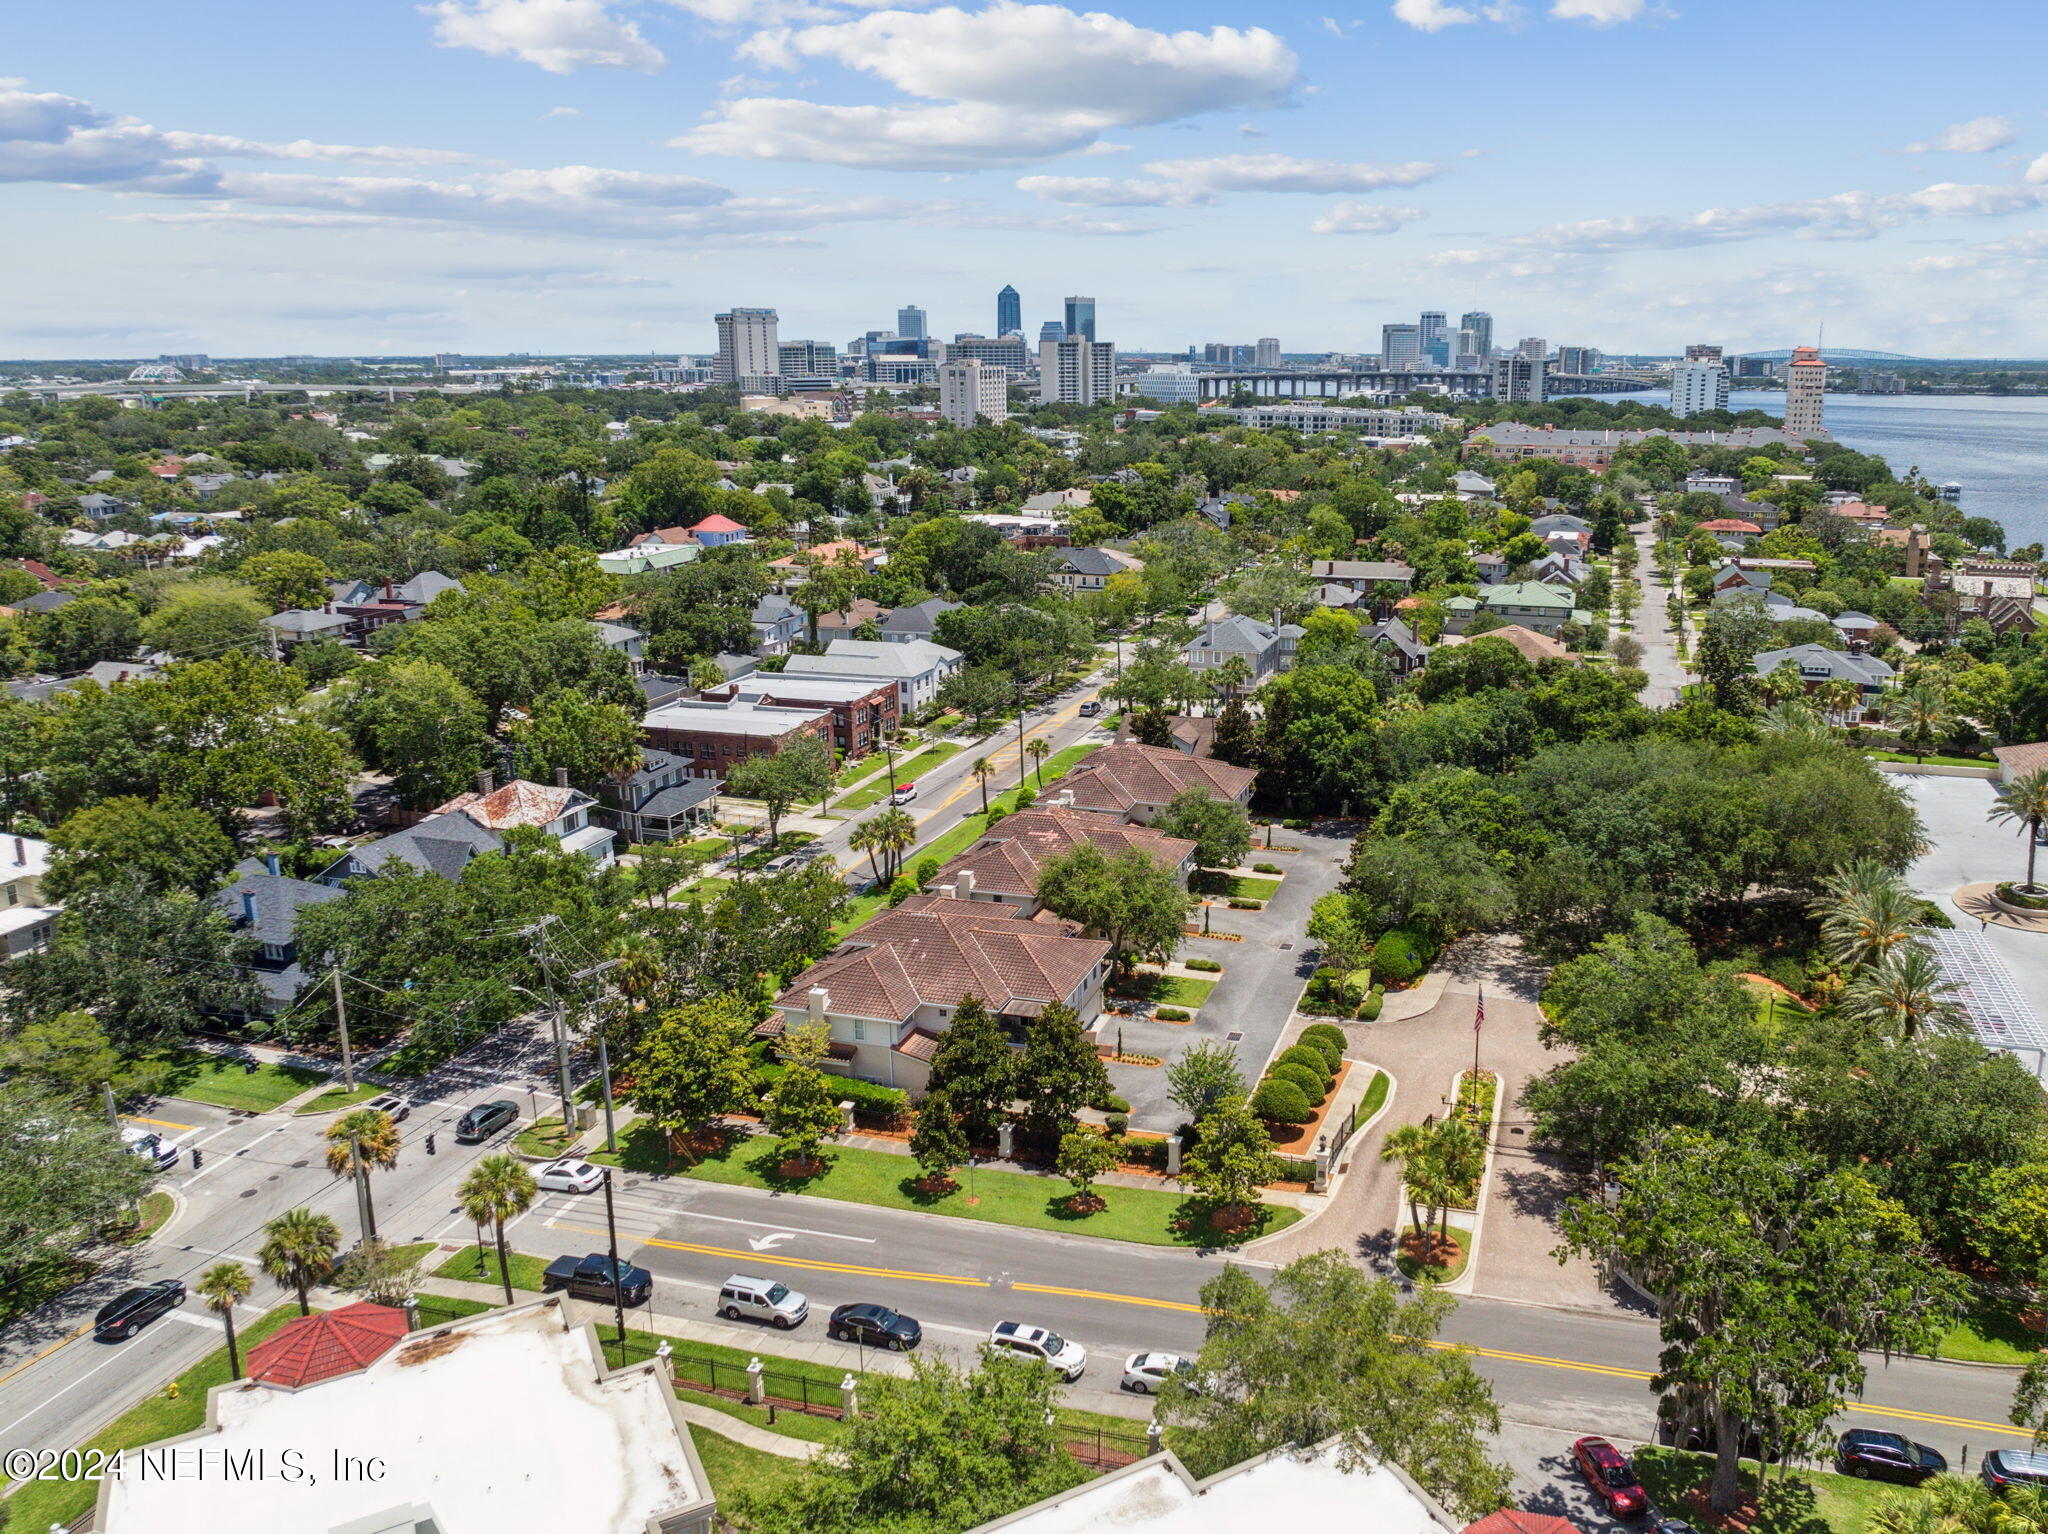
left=1021, top=488, right=1093, bottom=516
left=1183, top=615, right=1298, bottom=687
left=750, top=593, right=806, bottom=655
left=2, top=588, right=77, bottom=618
left=1473, top=552, right=1509, bottom=586
left=1697, top=517, right=1762, bottom=549
left=1529, top=513, right=1592, bottom=541
left=683, top=514, right=750, bottom=548
left=325, top=774, right=615, bottom=882
left=641, top=696, right=833, bottom=778
left=597, top=544, right=699, bottom=576
left=1040, top=742, right=1257, bottom=825
left=767, top=901, right=1114, bottom=1089
left=1470, top=581, right=1578, bottom=637
left=212, top=855, right=343, bottom=1017
left=813, top=598, right=891, bottom=644
left=0, top=835, right=58, bottom=963
left=1993, top=742, right=2048, bottom=786
left=1874, top=525, right=1933, bottom=578
left=77, top=492, right=130, bottom=520
left=925, top=808, right=1198, bottom=914
left=1710, top=561, right=1772, bottom=597
left=879, top=597, right=963, bottom=644
left=1833, top=610, right=1882, bottom=646
left=768, top=540, right=883, bottom=591
left=1752, top=643, right=1896, bottom=710
left=1928, top=557, right=2041, bottom=637
left=1686, top=470, right=1740, bottom=497
left=963, top=510, right=1064, bottom=540
left=709, top=673, right=898, bottom=759
left=1313, top=582, right=1364, bottom=611
left=7, top=659, right=160, bottom=704
left=262, top=606, right=355, bottom=651
left=1309, top=559, right=1416, bottom=593
left=637, top=672, right=697, bottom=710
left=597, top=748, right=721, bottom=843
left=1529, top=551, right=1591, bottom=588
left=1714, top=587, right=1828, bottom=625
left=783, top=638, right=964, bottom=715
left=1442, top=624, right=1571, bottom=665
left=1051, top=546, right=1143, bottom=594
left=1452, top=470, right=1497, bottom=501
left=1363, top=616, right=1430, bottom=677
left=266, top=572, right=466, bottom=651
left=588, top=619, right=645, bottom=669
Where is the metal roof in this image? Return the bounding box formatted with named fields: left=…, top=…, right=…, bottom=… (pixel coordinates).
left=1922, top=928, right=2048, bottom=1073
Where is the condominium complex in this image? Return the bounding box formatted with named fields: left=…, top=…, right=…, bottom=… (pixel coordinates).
left=1490, top=354, right=1546, bottom=403
left=1516, top=337, right=1548, bottom=362
left=1254, top=336, right=1281, bottom=368
left=1670, top=357, right=1730, bottom=418
left=776, top=339, right=837, bottom=377
left=939, top=357, right=1009, bottom=428
left=1784, top=344, right=1828, bottom=437
left=713, top=307, right=779, bottom=385
left=1129, top=364, right=1203, bottom=405
left=1038, top=335, right=1117, bottom=405
left=941, top=334, right=1031, bottom=371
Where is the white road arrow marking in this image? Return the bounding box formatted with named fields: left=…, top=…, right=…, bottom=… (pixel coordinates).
left=748, top=1233, right=796, bottom=1252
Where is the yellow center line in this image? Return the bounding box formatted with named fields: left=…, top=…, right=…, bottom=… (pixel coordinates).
left=122, top=1114, right=198, bottom=1133
left=0, top=1322, right=94, bottom=1387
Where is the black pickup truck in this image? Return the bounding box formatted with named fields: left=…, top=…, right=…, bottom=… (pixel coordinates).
left=541, top=1253, right=653, bottom=1307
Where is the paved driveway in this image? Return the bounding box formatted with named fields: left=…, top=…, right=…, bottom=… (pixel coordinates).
left=1897, top=772, right=2048, bottom=999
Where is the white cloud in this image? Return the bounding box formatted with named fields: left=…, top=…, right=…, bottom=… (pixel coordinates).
left=1391, top=0, right=1476, bottom=29
left=1141, top=152, right=1439, bottom=192
left=160, top=132, right=474, bottom=166
left=2028, top=153, right=2048, bottom=185
left=1903, top=115, right=2016, bottom=155
left=1310, top=201, right=1424, bottom=234
left=1014, top=174, right=1210, bottom=207
left=683, top=2, right=1297, bottom=168
left=1550, top=0, right=1651, bottom=22
left=424, top=0, right=667, bottom=74
left=540, top=105, right=581, bottom=118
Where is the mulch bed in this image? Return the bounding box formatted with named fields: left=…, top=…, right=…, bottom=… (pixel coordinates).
left=1264, top=1060, right=1353, bottom=1156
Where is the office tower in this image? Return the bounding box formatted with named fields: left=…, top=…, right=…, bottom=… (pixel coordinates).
left=1130, top=365, right=1203, bottom=405
left=1419, top=311, right=1448, bottom=348
left=939, top=358, right=1009, bottom=428
left=1202, top=342, right=1234, bottom=365
left=1063, top=295, right=1097, bottom=343
left=1459, top=310, right=1494, bottom=358
left=1517, top=337, right=1548, bottom=362
left=777, top=339, right=837, bottom=375
left=1038, top=335, right=1117, bottom=405
left=1254, top=337, right=1281, bottom=368
left=1556, top=345, right=1600, bottom=375
left=1684, top=343, right=1724, bottom=362
left=1380, top=323, right=1422, bottom=368
left=1784, top=345, right=1827, bottom=437
left=1669, top=358, right=1730, bottom=418
left=1039, top=320, right=1067, bottom=343
left=996, top=285, right=1021, bottom=337
left=944, top=334, right=1030, bottom=371
left=714, top=307, right=779, bottom=384
left=1490, top=355, right=1546, bottom=404
left=896, top=305, right=927, bottom=342
left=1454, top=329, right=1482, bottom=367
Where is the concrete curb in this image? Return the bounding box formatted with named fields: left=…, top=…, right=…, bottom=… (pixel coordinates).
left=1434, top=1068, right=1502, bottom=1297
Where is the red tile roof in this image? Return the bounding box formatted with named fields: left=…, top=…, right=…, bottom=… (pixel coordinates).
left=935, top=808, right=1195, bottom=899
left=1041, top=743, right=1255, bottom=818
left=1696, top=518, right=1760, bottom=534
left=771, top=540, right=877, bottom=569
left=1463, top=1513, right=1580, bottom=1534
left=245, top=1302, right=409, bottom=1389
left=1994, top=742, right=2048, bottom=778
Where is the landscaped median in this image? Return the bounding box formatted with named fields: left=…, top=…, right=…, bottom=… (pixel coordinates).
left=587, top=1121, right=1302, bottom=1247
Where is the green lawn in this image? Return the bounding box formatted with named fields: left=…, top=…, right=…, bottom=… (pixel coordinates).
left=1635, top=1447, right=1894, bottom=1534
left=694, top=1428, right=812, bottom=1500
left=835, top=743, right=964, bottom=810
left=435, top=1242, right=558, bottom=1293
left=681, top=834, right=733, bottom=858
left=912, top=784, right=1033, bottom=869
left=1358, top=1069, right=1391, bottom=1123
left=1862, top=750, right=1995, bottom=768
left=115, top=1190, right=176, bottom=1246
left=1036, top=741, right=1102, bottom=782
left=1394, top=1222, right=1469, bottom=1283
left=1939, top=1289, right=2046, bottom=1364
left=2, top=1305, right=302, bottom=1529
left=927, top=713, right=966, bottom=734
left=293, top=1081, right=385, bottom=1115
left=1114, top=974, right=1217, bottom=1010
left=731, top=831, right=818, bottom=870
left=828, top=891, right=888, bottom=943
left=148, top=1049, right=329, bottom=1112
left=515, top=1115, right=578, bottom=1158
left=1198, top=873, right=1281, bottom=901
left=590, top=1122, right=1300, bottom=1248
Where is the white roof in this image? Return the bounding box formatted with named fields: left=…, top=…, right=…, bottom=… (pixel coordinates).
left=100, top=1300, right=709, bottom=1534
left=786, top=639, right=962, bottom=680
left=1, top=836, right=50, bottom=881
left=975, top=1443, right=1446, bottom=1534
left=644, top=697, right=830, bottom=737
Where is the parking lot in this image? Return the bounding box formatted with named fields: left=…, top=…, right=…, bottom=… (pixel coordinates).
left=1898, top=773, right=2048, bottom=1008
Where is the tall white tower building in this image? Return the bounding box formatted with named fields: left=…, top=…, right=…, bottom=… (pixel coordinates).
left=1784, top=345, right=1827, bottom=437
left=1670, top=359, right=1730, bottom=418
left=1037, top=336, right=1116, bottom=405
left=939, top=358, right=1009, bottom=428
left=713, top=307, right=779, bottom=385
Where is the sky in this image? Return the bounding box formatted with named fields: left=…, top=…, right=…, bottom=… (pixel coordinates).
left=7, top=0, right=2048, bottom=360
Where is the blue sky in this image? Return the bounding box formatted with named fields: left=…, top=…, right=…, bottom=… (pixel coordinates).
left=7, top=0, right=2048, bottom=358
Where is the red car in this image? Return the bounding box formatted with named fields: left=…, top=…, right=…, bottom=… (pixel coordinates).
left=1574, top=1436, right=1648, bottom=1518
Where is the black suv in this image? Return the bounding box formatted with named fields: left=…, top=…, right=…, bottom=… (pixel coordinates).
left=95, top=1280, right=186, bottom=1341
left=1983, top=1449, right=2048, bottom=1494
left=1837, top=1430, right=1946, bottom=1484
left=828, top=1303, right=921, bottom=1351
left=455, top=1099, right=518, bottom=1143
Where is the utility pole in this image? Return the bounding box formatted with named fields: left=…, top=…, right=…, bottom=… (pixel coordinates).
left=523, top=916, right=577, bottom=1135
left=102, top=1081, right=120, bottom=1134
left=1014, top=692, right=1028, bottom=792
left=572, top=960, right=622, bottom=1154
left=600, top=1168, right=629, bottom=1351
left=331, top=965, right=356, bottom=1091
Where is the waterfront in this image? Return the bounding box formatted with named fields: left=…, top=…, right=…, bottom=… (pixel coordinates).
left=1589, top=388, right=2048, bottom=549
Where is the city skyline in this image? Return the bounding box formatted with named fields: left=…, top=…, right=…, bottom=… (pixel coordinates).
left=8, top=0, right=2048, bottom=357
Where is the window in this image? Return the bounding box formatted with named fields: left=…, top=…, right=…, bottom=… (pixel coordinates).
left=851, top=1018, right=867, bottom=1043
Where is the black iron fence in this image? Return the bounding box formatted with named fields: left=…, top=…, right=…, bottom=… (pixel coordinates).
left=1325, top=1097, right=1363, bottom=1156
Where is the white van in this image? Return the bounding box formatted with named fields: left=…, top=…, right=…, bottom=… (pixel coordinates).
left=717, top=1273, right=810, bottom=1330
left=121, top=1126, right=181, bottom=1171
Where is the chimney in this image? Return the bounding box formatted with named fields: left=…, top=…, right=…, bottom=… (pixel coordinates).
left=384, top=580, right=395, bottom=600
left=555, top=766, right=570, bottom=788
left=476, top=769, right=494, bottom=796
left=264, top=852, right=280, bottom=876
left=240, top=890, right=256, bottom=925
left=1057, top=789, right=1075, bottom=809
left=807, top=986, right=829, bottom=1020
left=956, top=869, right=974, bottom=900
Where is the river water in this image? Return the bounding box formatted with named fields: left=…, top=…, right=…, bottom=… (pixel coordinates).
left=1580, top=388, right=2048, bottom=550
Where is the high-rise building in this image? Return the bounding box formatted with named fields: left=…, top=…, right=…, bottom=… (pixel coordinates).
left=1038, top=335, right=1116, bottom=405
left=777, top=339, right=838, bottom=376
left=896, top=305, right=927, bottom=342
left=1517, top=337, right=1548, bottom=363
left=1459, top=310, right=1494, bottom=359
left=1556, top=345, right=1601, bottom=375
left=1380, top=324, right=1422, bottom=368
left=939, top=358, right=1009, bottom=428
left=1490, top=355, right=1546, bottom=404
left=1419, top=311, right=1448, bottom=349
left=942, top=334, right=1031, bottom=371
left=1254, top=337, right=1281, bottom=368
left=1454, top=329, right=1482, bottom=367
left=996, top=285, right=1021, bottom=337
left=1039, top=320, right=1067, bottom=344
left=713, top=307, right=779, bottom=384
left=1684, top=343, right=1725, bottom=363
left=1784, top=345, right=1827, bottom=437
left=1129, top=365, right=1203, bottom=405
left=1063, top=296, right=1097, bottom=344
left=1669, top=359, right=1730, bottom=418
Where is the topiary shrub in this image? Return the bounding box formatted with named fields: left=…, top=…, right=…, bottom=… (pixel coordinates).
left=1276, top=1047, right=1334, bottom=1095
left=1371, top=927, right=1436, bottom=986
left=1252, top=862, right=1283, bottom=875
left=1356, top=993, right=1382, bottom=1021
left=1184, top=958, right=1223, bottom=972
left=1270, top=1062, right=1328, bottom=1103
left=1250, top=1078, right=1313, bottom=1124
left=1228, top=898, right=1261, bottom=910
left=1156, top=1007, right=1191, bottom=1022
left=1095, top=1092, right=1131, bottom=1114
left=1105, top=1114, right=1129, bottom=1137
left=1299, top=1024, right=1349, bottom=1057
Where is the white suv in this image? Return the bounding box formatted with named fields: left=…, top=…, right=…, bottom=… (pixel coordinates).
left=121, top=1126, right=181, bottom=1170
left=988, top=1320, right=1086, bottom=1381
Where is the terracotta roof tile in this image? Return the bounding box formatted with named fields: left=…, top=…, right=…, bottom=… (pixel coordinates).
left=431, top=779, right=580, bottom=830
left=245, top=1302, right=409, bottom=1389
left=777, top=906, right=1109, bottom=1022
left=1040, top=743, right=1255, bottom=818
left=935, top=808, right=1195, bottom=898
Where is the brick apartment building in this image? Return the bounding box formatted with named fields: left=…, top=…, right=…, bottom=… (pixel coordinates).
left=704, top=674, right=899, bottom=760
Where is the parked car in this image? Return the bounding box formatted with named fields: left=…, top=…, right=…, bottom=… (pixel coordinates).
left=988, top=1321, right=1086, bottom=1381
left=1120, top=1352, right=1192, bottom=1394
left=1573, top=1436, right=1648, bottom=1518
left=828, top=1302, right=920, bottom=1350
left=1656, top=1406, right=1763, bottom=1461
left=1982, top=1449, right=2048, bottom=1494
left=95, top=1280, right=186, bottom=1341
left=889, top=784, right=918, bottom=805
left=718, top=1274, right=809, bottom=1330
left=120, top=1126, right=180, bottom=1170
left=1079, top=700, right=1101, bottom=717
left=454, top=1099, right=518, bottom=1144
left=366, top=1094, right=410, bottom=1122
left=535, top=1158, right=604, bottom=1194
left=1836, top=1430, right=1946, bottom=1485
left=541, top=1253, right=652, bottom=1306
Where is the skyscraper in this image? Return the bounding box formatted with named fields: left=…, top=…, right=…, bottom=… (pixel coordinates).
left=1038, top=335, right=1116, bottom=405
left=713, top=307, right=779, bottom=384
left=1380, top=323, right=1422, bottom=368
left=1784, top=345, right=1827, bottom=437
left=1063, top=295, right=1096, bottom=343
left=1254, top=337, right=1281, bottom=368
left=1517, top=337, right=1548, bottom=363
left=996, top=285, right=1021, bottom=337
left=1419, top=310, right=1448, bottom=361
left=897, top=305, right=927, bottom=342
left=1039, top=320, right=1067, bottom=344
left=1684, top=343, right=1724, bottom=362
left=1670, top=358, right=1730, bottom=418
left=940, top=358, right=1009, bottom=428
left=1490, top=355, right=1546, bottom=404
left=1459, top=310, right=1494, bottom=359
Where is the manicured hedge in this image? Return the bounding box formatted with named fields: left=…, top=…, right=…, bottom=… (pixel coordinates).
left=1184, top=958, right=1223, bottom=972
left=1356, top=993, right=1382, bottom=1021
left=1252, top=862, right=1283, bottom=875
left=1299, top=1023, right=1348, bottom=1051
left=1156, top=1007, right=1191, bottom=1022
left=1371, top=926, right=1437, bottom=986
left=1270, top=1062, right=1328, bottom=1103
left=1250, top=1079, right=1313, bottom=1124
left=1277, top=1045, right=1336, bottom=1089
left=758, top=1069, right=906, bottom=1125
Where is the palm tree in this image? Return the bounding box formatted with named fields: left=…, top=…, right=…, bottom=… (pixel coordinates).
left=459, top=1154, right=539, bottom=1305
left=1989, top=766, right=2048, bottom=894
left=198, top=1261, right=253, bottom=1380
left=1380, top=1123, right=1435, bottom=1251
left=1815, top=878, right=1920, bottom=975
left=1759, top=660, right=1806, bottom=706
left=970, top=756, right=993, bottom=815
left=1759, top=698, right=1826, bottom=737
left=869, top=806, right=917, bottom=881
left=1026, top=737, right=1050, bottom=785
left=1839, top=944, right=1964, bottom=1041
left=1884, top=678, right=1955, bottom=764
left=259, top=1207, right=342, bottom=1316
left=1430, top=1117, right=1487, bottom=1244
left=1820, top=677, right=1862, bottom=730
left=324, top=1107, right=401, bottom=1243
left=850, top=818, right=884, bottom=884
left=1214, top=655, right=1252, bottom=705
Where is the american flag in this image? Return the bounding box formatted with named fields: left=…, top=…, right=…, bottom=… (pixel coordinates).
left=1474, top=986, right=1485, bottom=1034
